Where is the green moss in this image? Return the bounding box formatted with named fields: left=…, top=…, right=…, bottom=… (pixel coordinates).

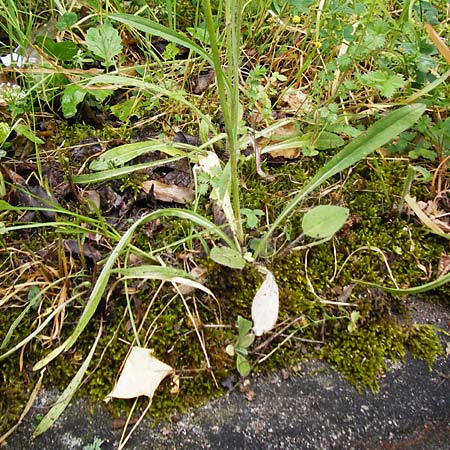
left=406, top=324, right=444, bottom=367
left=321, top=319, right=407, bottom=393
left=1, top=153, right=449, bottom=435
left=321, top=320, right=444, bottom=393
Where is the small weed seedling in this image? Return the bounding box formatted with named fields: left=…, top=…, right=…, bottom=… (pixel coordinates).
left=226, top=316, right=255, bottom=377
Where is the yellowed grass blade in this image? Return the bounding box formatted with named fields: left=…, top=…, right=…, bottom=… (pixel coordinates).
left=425, top=23, right=450, bottom=63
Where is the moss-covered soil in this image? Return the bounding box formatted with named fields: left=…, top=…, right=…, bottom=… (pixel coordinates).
left=1, top=0, right=450, bottom=439
left=0, top=121, right=447, bottom=433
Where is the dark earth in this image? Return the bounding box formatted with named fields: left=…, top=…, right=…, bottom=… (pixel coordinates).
left=3, top=298, right=449, bottom=450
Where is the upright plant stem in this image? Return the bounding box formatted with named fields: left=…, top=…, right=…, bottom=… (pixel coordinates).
left=229, top=0, right=244, bottom=243
left=203, top=0, right=244, bottom=244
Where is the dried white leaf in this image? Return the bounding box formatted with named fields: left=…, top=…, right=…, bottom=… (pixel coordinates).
left=106, top=347, right=173, bottom=401
left=251, top=267, right=279, bottom=336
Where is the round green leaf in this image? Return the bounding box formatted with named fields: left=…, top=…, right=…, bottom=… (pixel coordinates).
left=302, top=205, right=349, bottom=238
left=210, top=246, right=246, bottom=269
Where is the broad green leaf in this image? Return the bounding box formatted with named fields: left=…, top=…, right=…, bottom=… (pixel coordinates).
left=85, top=22, right=122, bottom=67
left=303, top=131, right=345, bottom=150
left=13, top=123, right=44, bottom=144
left=61, top=85, right=87, bottom=118
left=239, top=333, right=255, bottom=348
left=225, top=344, right=235, bottom=356
left=109, top=13, right=213, bottom=66
left=57, top=12, right=78, bottom=31
left=0, top=122, right=11, bottom=144
left=110, top=97, right=143, bottom=121
left=255, top=104, right=426, bottom=258
left=237, top=315, right=253, bottom=338
left=240, top=208, right=263, bottom=229
left=36, top=36, right=78, bottom=60
left=236, top=353, right=251, bottom=377
left=302, top=205, right=349, bottom=238
left=358, top=71, right=406, bottom=98
left=90, top=89, right=113, bottom=102
left=210, top=246, right=246, bottom=269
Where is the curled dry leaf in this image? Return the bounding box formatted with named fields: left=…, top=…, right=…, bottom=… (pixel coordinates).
left=280, top=88, right=312, bottom=113
left=405, top=194, right=450, bottom=238
left=177, top=266, right=208, bottom=295
left=258, top=122, right=301, bottom=159
left=106, top=347, right=173, bottom=401
left=252, top=266, right=279, bottom=336
left=80, top=189, right=101, bottom=212
left=142, top=180, right=194, bottom=204
left=437, top=252, right=450, bottom=278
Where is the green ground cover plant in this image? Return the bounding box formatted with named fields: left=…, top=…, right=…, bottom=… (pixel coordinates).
left=0, top=0, right=449, bottom=444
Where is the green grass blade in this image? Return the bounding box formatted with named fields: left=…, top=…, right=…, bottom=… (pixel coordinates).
left=33, top=208, right=235, bottom=370
left=108, top=13, right=213, bottom=65
left=114, top=265, right=215, bottom=296
left=89, top=140, right=187, bottom=171
left=0, top=298, right=73, bottom=362
left=359, top=270, right=450, bottom=295
left=85, top=74, right=216, bottom=134
left=33, top=325, right=102, bottom=437
left=73, top=155, right=186, bottom=184
left=254, top=103, right=426, bottom=258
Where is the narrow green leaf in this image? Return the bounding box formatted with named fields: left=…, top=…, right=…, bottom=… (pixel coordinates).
left=85, top=74, right=216, bottom=134
left=302, top=205, right=349, bottom=238
left=89, top=141, right=186, bottom=171
left=109, top=13, right=213, bottom=66
left=359, top=270, right=450, bottom=295
left=73, top=156, right=186, bottom=184
left=1, top=286, right=41, bottom=349
left=255, top=103, right=426, bottom=258
left=114, top=265, right=215, bottom=297
left=33, top=326, right=102, bottom=437
left=210, top=246, right=246, bottom=269
left=33, top=208, right=237, bottom=370
left=13, top=123, right=44, bottom=144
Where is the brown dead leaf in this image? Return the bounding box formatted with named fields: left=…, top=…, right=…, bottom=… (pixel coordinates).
left=80, top=190, right=101, bottom=212
left=405, top=195, right=450, bottom=238
left=177, top=266, right=208, bottom=295
left=280, top=88, right=312, bottom=113
left=257, top=122, right=301, bottom=159
left=141, top=180, right=194, bottom=204
left=189, top=69, right=215, bottom=95
left=417, top=199, right=450, bottom=233
left=437, top=252, right=450, bottom=278
left=63, top=239, right=102, bottom=263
